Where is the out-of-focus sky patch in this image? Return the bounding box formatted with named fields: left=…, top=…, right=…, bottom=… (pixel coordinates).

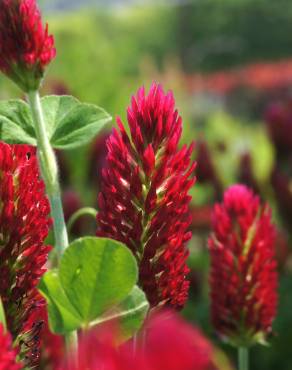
left=40, top=0, right=195, bottom=12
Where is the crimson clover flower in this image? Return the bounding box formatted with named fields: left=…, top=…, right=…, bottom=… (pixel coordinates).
left=61, top=311, right=216, bottom=370
left=0, top=324, right=22, bottom=370
left=208, top=184, right=278, bottom=346
left=0, top=143, right=51, bottom=367
left=97, top=83, right=195, bottom=309
left=0, top=0, right=56, bottom=91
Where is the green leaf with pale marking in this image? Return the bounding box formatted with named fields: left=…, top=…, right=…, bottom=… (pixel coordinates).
left=59, top=237, right=138, bottom=325
left=39, top=237, right=144, bottom=334
left=91, top=285, right=149, bottom=341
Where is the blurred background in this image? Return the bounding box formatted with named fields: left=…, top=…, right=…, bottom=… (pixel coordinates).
left=2, top=0, right=292, bottom=369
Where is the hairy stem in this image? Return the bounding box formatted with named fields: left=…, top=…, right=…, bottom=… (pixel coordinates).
left=27, top=90, right=77, bottom=350
left=27, top=90, right=68, bottom=259
left=238, top=347, right=249, bottom=370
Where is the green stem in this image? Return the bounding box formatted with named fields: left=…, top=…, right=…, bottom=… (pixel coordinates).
left=0, top=297, right=7, bottom=332
left=238, top=347, right=249, bottom=370
left=67, top=207, right=97, bottom=235
left=27, top=90, right=68, bottom=260
left=65, top=330, right=78, bottom=360
left=132, top=334, right=138, bottom=355
left=27, top=90, right=77, bottom=350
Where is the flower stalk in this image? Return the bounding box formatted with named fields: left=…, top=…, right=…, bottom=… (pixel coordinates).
left=238, top=347, right=249, bottom=370
left=27, top=90, right=78, bottom=352
left=27, top=90, right=68, bottom=260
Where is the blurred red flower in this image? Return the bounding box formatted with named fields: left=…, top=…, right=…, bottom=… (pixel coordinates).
left=97, top=83, right=195, bottom=309
left=61, top=311, right=216, bottom=370
left=238, top=152, right=259, bottom=194
left=208, top=184, right=278, bottom=346
left=195, top=140, right=222, bottom=198
left=62, top=190, right=84, bottom=236
left=271, top=168, right=292, bottom=230
left=190, top=205, right=212, bottom=231
left=187, top=59, right=292, bottom=96
left=264, top=100, right=292, bottom=157
left=0, top=0, right=56, bottom=91
left=143, top=311, right=215, bottom=370
left=0, top=324, right=22, bottom=370
left=88, top=131, right=110, bottom=188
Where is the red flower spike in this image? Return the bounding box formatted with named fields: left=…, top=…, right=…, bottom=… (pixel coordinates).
left=0, top=0, right=56, bottom=91
left=0, top=143, right=51, bottom=367
left=97, top=83, right=195, bottom=309
left=0, top=324, right=22, bottom=370
left=208, top=184, right=278, bottom=347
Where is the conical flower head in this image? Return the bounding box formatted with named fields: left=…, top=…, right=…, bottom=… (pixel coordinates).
left=97, top=83, right=195, bottom=309
left=208, top=184, right=278, bottom=346
left=0, top=0, right=56, bottom=91
left=0, top=142, right=51, bottom=367
left=0, top=324, right=22, bottom=370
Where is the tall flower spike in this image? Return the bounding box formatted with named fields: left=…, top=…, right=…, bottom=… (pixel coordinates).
left=208, top=184, right=278, bottom=347
left=97, top=83, right=195, bottom=309
left=0, top=0, right=56, bottom=91
left=0, top=324, right=22, bottom=370
left=0, top=143, right=51, bottom=367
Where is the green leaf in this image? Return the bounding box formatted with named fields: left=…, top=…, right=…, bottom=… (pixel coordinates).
left=59, top=237, right=138, bottom=325
left=38, top=270, right=82, bottom=334
left=0, top=96, right=111, bottom=149
left=0, top=297, right=7, bottom=331
left=116, top=286, right=149, bottom=340
left=38, top=238, right=142, bottom=335
left=40, top=95, right=80, bottom=139
left=91, top=286, right=149, bottom=341
left=0, top=99, right=36, bottom=145
left=42, top=95, right=112, bottom=149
